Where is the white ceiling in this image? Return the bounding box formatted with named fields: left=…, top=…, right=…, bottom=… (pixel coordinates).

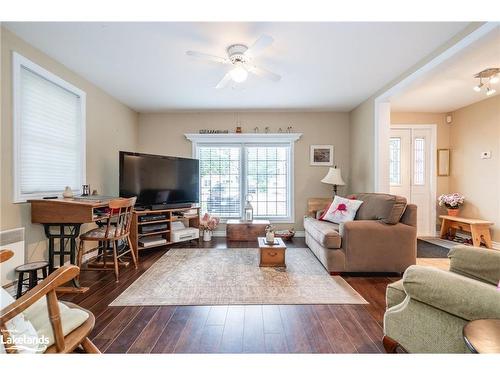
left=4, top=22, right=471, bottom=112
left=391, top=26, right=500, bottom=112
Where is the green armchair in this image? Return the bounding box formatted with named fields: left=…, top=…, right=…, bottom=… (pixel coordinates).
left=383, top=245, right=500, bottom=353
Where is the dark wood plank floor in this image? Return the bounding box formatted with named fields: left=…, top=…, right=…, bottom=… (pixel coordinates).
left=61, top=238, right=398, bottom=353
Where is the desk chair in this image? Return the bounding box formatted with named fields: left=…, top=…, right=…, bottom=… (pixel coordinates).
left=76, top=197, right=137, bottom=282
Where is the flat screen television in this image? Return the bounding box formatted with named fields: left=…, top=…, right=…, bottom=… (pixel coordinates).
left=119, top=151, right=199, bottom=209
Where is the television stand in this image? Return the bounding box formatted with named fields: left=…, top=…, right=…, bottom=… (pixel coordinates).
left=130, top=205, right=200, bottom=257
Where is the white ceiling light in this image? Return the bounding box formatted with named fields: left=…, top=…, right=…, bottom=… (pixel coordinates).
left=230, top=65, right=248, bottom=83
left=473, top=68, right=499, bottom=96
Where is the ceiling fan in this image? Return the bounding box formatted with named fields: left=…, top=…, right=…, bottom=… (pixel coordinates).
left=186, top=35, right=281, bottom=89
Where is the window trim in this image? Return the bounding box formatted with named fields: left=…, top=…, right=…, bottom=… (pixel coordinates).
left=12, top=52, right=86, bottom=203
left=187, top=133, right=302, bottom=224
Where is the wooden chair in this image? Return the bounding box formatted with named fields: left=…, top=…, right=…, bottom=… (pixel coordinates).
left=0, top=249, right=100, bottom=353
left=76, top=197, right=137, bottom=282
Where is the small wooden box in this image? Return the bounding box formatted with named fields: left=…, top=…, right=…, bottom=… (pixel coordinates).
left=226, top=219, right=270, bottom=241
left=258, top=237, right=287, bottom=268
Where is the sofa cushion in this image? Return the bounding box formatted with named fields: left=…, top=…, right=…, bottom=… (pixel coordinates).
left=320, top=195, right=363, bottom=225
left=304, top=217, right=341, bottom=249
left=24, top=297, right=89, bottom=350
left=353, top=193, right=407, bottom=224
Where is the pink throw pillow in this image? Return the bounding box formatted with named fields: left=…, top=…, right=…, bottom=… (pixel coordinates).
left=320, top=195, right=363, bottom=224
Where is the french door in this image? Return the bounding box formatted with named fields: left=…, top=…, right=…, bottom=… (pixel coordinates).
left=389, top=125, right=436, bottom=236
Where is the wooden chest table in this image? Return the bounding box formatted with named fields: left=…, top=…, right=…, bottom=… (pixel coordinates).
left=439, top=215, right=493, bottom=249
left=226, top=219, right=270, bottom=241
left=258, top=237, right=287, bottom=268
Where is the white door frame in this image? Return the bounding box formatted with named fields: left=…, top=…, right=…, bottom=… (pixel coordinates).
left=391, top=124, right=437, bottom=235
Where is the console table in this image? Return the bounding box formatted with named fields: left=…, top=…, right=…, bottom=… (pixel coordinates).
left=439, top=215, right=493, bottom=249
left=226, top=219, right=270, bottom=241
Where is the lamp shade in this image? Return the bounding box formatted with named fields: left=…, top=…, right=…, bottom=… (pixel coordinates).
left=321, top=167, right=345, bottom=186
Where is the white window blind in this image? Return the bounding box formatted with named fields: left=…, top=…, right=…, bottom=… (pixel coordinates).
left=13, top=52, right=86, bottom=202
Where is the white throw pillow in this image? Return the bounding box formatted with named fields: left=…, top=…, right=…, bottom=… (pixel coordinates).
left=320, top=195, right=363, bottom=224
left=0, top=287, right=42, bottom=353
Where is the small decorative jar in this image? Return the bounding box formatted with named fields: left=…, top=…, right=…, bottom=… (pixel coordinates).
left=265, top=225, right=275, bottom=244
left=62, top=186, right=73, bottom=198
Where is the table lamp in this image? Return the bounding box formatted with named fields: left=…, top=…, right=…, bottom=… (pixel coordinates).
left=321, top=166, right=345, bottom=197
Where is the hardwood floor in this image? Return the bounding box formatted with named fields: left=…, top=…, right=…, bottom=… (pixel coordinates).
left=61, top=238, right=398, bottom=353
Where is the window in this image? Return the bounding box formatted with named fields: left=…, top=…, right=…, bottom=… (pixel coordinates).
left=246, top=146, right=289, bottom=217
left=389, top=137, right=401, bottom=186
left=13, top=52, right=86, bottom=202
left=414, top=137, right=425, bottom=185
left=199, top=146, right=241, bottom=218
left=190, top=134, right=299, bottom=223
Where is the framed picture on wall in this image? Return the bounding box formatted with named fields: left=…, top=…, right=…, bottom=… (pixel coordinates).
left=310, top=145, right=334, bottom=166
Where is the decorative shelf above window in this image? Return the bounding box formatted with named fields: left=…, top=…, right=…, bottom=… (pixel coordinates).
left=185, top=133, right=302, bottom=144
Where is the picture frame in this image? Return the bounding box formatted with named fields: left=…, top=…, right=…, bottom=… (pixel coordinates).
left=310, top=145, right=334, bottom=166
left=437, top=148, right=450, bottom=176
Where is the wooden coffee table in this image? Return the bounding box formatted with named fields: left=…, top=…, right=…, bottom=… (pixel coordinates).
left=463, top=319, right=500, bottom=353
left=258, top=237, right=287, bottom=268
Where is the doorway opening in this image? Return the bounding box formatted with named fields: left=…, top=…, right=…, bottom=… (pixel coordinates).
left=389, top=124, right=437, bottom=236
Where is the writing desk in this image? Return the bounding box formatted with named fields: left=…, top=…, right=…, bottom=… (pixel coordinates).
left=29, top=197, right=114, bottom=290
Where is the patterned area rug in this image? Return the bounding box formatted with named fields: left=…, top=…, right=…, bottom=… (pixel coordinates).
left=110, top=248, right=367, bottom=306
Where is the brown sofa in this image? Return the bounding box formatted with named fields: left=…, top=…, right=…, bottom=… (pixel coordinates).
left=304, top=193, right=417, bottom=273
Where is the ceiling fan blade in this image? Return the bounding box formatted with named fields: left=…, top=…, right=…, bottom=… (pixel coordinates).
left=245, top=64, right=281, bottom=82
left=244, top=35, right=274, bottom=58
left=186, top=50, right=229, bottom=65
left=215, top=72, right=233, bottom=89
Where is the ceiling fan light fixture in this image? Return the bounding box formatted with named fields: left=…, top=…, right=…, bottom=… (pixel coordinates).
left=490, top=74, right=499, bottom=84
left=230, top=66, right=248, bottom=83
left=486, top=86, right=496, bottom=96
left=473, top=84, right=482, bottom=92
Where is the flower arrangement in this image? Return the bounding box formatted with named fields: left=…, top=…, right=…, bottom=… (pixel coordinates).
left=438, top=193, right=465, bottom=209
left=199, top=213, right=220, bottom=232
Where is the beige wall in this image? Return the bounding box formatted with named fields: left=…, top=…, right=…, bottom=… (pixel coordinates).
left=0, top=27, right=139, bottom=262
left=138, top=111, right=350, bottom=231
left=448, top=96, right=500, bottom=242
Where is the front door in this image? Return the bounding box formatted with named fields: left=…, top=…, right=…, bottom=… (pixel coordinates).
left=389, top=126, right=435, bottom=236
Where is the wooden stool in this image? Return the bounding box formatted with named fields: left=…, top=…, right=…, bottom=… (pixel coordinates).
left=15, top=261, right=49, bottom=298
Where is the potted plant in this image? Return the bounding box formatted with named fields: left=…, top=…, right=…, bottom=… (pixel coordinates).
left=438, top=193, right=465, bottom=216
left=199, top=213, right=220, bottom=241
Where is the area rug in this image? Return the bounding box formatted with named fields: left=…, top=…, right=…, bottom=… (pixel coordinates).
left=110, top=248, right=367, bottom=306
left=417, top=238, right=450, bottom=258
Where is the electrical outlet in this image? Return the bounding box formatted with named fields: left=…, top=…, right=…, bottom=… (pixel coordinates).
left=481, top=151, right=491, bottom=159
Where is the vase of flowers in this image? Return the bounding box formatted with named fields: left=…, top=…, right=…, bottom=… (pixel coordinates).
left=438, top=193, right=465, bottom=216
left=199, top=213, right=220, bottom=242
